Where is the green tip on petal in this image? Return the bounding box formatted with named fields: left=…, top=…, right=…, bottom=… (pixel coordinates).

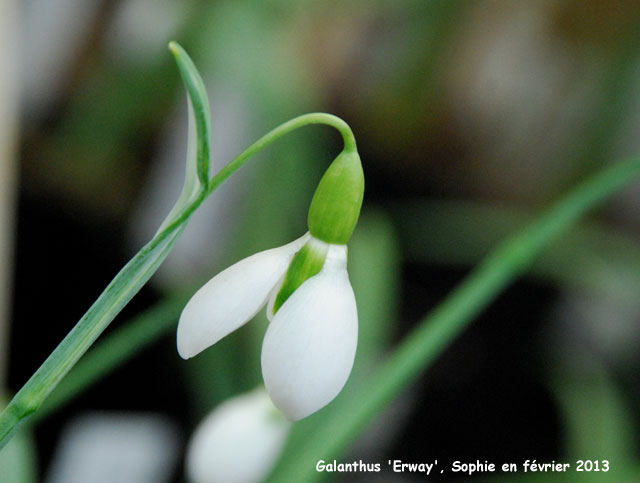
left=272, top=238, right=328, bottom=315
left=307, top=148, right=364, bottom=244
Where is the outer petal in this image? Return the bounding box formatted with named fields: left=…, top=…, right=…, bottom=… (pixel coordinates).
left=186, top=389, right=290, bottom=483
left=177, top=233, right=309, bottom=359
left=261, top=244, right=357, bottom=420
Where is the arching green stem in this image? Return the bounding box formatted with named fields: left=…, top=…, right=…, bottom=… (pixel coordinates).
left=208, top=112, right=356, bottom=195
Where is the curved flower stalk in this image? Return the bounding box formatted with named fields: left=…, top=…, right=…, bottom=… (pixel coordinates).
left=186, top=389, right=290, bottom=483
left=178, top=148, right=364, bottom=420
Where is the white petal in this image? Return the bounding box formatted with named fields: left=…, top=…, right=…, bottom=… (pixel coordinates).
left=186, top=389, right=290, bottom=483
left=265, top=275, right=284, bottom=323
left=177, top=233, right=309, bottom=359
left=261, top=244, right=357, bottom=420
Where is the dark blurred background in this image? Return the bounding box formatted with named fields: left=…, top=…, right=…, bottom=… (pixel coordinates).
left=1, top=0, right=639, bottom=481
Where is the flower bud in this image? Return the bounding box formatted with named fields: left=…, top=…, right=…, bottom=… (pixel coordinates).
left=307, top=148, right=364, bottom=244
left=186, top=389, right=290, bottom=483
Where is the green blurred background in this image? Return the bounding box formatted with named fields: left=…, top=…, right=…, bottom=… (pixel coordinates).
left=1, top=0, right=639, bottom=481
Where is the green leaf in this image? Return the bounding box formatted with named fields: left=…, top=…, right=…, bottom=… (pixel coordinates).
left=0, top=228, right=183, bottom=449
left=169, top=41, right=212, bottom=189
left=395, top=199, right=640, bottom=304
left=552, top=357, right=636, bottom=469
left=32, top=297, right=186, bottom=423
left=0, top=42, right=215, bottom=449
left=0, top=415, right=37, bottom=483
left=348, top=211, right=400, bottom=373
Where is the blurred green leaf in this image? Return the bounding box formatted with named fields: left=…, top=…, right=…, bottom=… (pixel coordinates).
left=396, top=199, right=640, bottom=305
left=0, top=419, right=37, bottom=483
left=348, top=211, right=400, bottom=374
left=552, top=359, right=636, bottom=471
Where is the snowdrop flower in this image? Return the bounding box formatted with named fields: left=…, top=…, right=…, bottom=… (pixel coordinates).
left=178, top=146, right=364, bottom=420
left=186, top=389, right=290, bottom=483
